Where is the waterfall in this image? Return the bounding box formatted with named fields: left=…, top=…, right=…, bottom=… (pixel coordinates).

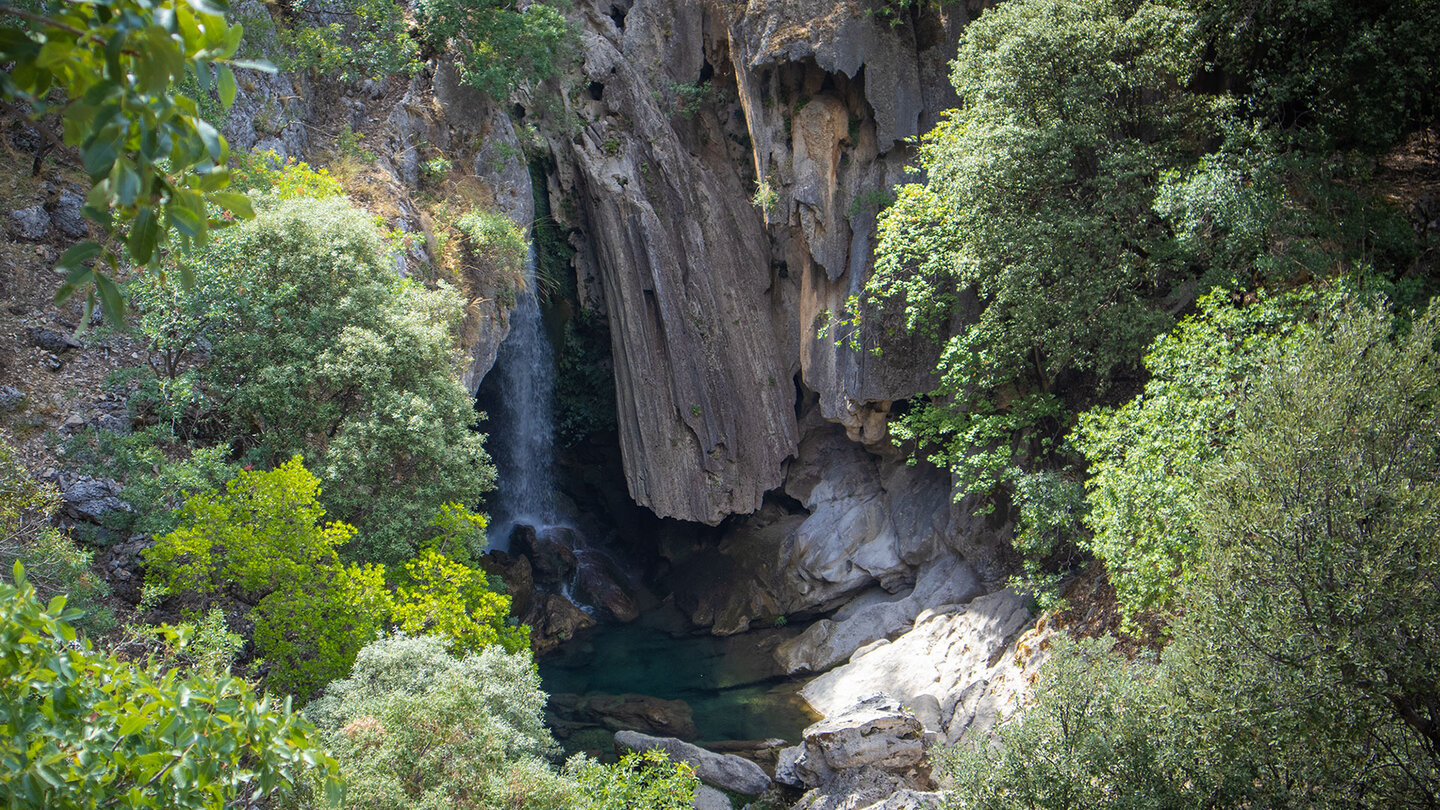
left=484, top=243, right=558, bottom=551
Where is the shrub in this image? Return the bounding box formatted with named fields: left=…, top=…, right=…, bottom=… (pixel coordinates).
left=0, top=565, right=340, bottom=809
left=273, top=0, right=420, bottom=82
left=567, top=749, right=698, bottom=810
left=130, top=195, right=496, bottom=563
left=414, top=0, right=573, bottom=98
left=0, top=439, right=112, bottom=636
left=303, top=635, right=572, bottom=810
left=390, top=548, right=529, bottom=654
left=145, top=457, right=391, bottom=701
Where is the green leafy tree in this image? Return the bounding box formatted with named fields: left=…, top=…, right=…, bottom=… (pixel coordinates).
left=274, top=0, right=420, bottom=83
left=1073, top=288, right=1327, bottom=616
left=145, top=456, right=392, bottom=701
left=870, top=0, right=1220, bottom=517
left=390, top=548, right=529, bottom=654
left=414, top=0, right=572, bottom=98
left=0, top=0, right=268, bottom=320
left=0, top=564, right=341, bottom=809
left=129, top=195, right=495, bottom=562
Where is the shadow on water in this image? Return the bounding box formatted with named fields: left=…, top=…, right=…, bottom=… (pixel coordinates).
left=538, top=607, right=819, bottom=755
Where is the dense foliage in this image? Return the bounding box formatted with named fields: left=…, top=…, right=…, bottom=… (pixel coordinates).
left=942, top=301, right=1440, bottom=808
left=869, top=0, right=1435, bottom=588
left=414, top=0, right=572, bottom=98
left=0, top=0, right=266, bottom=319
left=0, top=565, right=340, bottom=809
left=301, top=634, right=701, bottom=810
left=128, top=194, right=495, bottom=563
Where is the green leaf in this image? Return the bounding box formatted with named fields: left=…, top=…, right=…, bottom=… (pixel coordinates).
left=168, top=204, right=204, bottom=238
left=93, top=272, right=127, bottom=328
left=128, top=206, right=160, bottom=264
left=210, top=191, right=254, bottom=220
left=217, top=65, right=236, bottom=108
left=57, top=241, right=102, bottom=271
left=82, top=139, right=119, bottom=181
left=194, top=118, right=224, bottom=161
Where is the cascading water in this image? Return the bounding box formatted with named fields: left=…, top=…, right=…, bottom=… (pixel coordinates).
left=483, top=243, right=558, bottom=551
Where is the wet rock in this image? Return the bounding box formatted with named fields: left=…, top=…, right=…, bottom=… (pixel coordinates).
left=585, top=694, right=697, bottom=740
left=496, top=552, right=535, bottom=617
left=0, top=385, right=25, bottom=412
left=527, top=593, right=596, bottom=655
left=575, top=550, right=639, bottom=622
left=615, top=730, right=771, bottom=795
left=9, top=206, right=50, bottom=240
left=512, top=525, right=579, bottom=585
left=61, top=476, right=131, bottom=524
left=27, top=326, right=82, bottom=353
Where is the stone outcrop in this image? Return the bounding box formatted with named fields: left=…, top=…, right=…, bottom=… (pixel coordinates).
left=667, top=405, right=1002, bottom=634
left=800, top=589, right=1048, bottom=745
left=551, top=693, right=699, bottom=740
left=543, top=0, right=981, bottom=524
left=615, top=730, right=772, bottom=796
left=777, top=695, right=941, bottom=810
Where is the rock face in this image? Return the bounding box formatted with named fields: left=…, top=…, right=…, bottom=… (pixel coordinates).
left=544, top=0, right=977, bottom=524
left=800, top=589, right=1046, bottom=745
left=667, top=405, right=1003, bottom=635
left=615, top=730, right=772, bottom=796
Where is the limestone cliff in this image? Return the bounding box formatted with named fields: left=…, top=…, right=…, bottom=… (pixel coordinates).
left=544, top=0, right=981, bottom=525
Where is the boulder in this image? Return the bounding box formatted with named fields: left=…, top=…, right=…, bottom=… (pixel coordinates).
left=791, top=695, right=925, bottom=787
left=575, top=549, right=639, bottom=622
left=48, top=190, right=87, bottom=239
left=615, top=730, right=771, bottom=796
left=9, top=206, right=50, bottom=240
left=799, top=589, right=1041, bottom=744
left=692, top=784, right=732, bottom=810
left=26, top=327, right=81, bottom=353
left=0, top=386, right=25, bottom=412
left=792, top=766, right=941, bottom=810
left=526, top=593, right=596, bottom=655
left=775, top=553, right=982, bottom=674
left=512, top=525, right=578, bottom=585
left=61, top=477, right=130, bottom=524
left=585, top=694, right=698, bottom=740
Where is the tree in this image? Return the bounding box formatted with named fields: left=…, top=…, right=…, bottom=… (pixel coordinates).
left=413, top=0, right=572, bottom=98
left=145, top=456, right=393, bottom=701
left=0, top=564, right=341, bottom=809
left=1185, top=301, right=1440, bottom=801
left=869, top=0, right=1220, bottom=526
left=301, top=634, right=575, bottom=810
left=0, top=0, right=268, bottom=322
left=129, top=194, right=496, bottom=562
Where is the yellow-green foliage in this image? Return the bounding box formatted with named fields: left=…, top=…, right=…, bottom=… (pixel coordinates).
left=229, top=150, right=345, bottom=199
left=145, top=456, right=355, bottom=599
left=392, top=549, right=528, bottom=654
left=145, top=457, right=389, bottom=701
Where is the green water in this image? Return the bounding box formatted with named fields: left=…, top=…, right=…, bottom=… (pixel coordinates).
left=539, top=614, right=818, bottom=747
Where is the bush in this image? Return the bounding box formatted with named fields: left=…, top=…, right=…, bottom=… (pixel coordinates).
left=130, top=195, right=496, bottom=563
left=273, top=0, right=420, bottom=83
left=145, top=457, right=391, bottom=701
left=303, top=635, right=573, bottom=810
left=391, top=548, right=529, bottom=654
left=0, top=439, right=112, bottom=636
left=414, top=0, right=572, bottom=98
left=567, top=749, right=698, bottom=810
left=0, top=565, right=340, bottom=809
